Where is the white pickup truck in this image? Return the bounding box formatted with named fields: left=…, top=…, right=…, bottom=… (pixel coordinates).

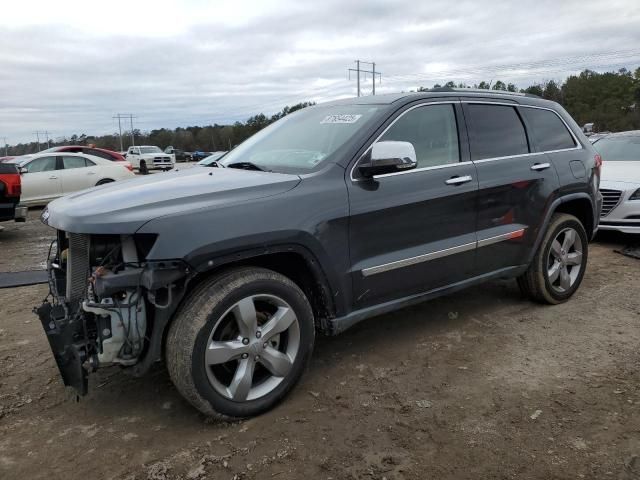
left=126, top=146, right=174, bottom=171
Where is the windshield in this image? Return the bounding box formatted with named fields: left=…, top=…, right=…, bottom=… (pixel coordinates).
left=198, top=151, right=228, bottom=166
left=219, top=105, right=380, bottom=173
left=594, top=136, right=640, bottom=161
left=140, top=146, right=163, bottom=154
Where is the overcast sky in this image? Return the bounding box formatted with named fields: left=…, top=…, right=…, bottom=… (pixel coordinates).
left=1, top=0, right=639, bottom=145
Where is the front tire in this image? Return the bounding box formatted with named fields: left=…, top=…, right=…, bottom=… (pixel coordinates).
left=518, top=213, right=588, bottom=304
left=166, top=267, right=315, bottom=419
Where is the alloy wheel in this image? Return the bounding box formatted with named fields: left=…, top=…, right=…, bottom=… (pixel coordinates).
left=204, top=294, right=300, bottom=402
left=546, top=227, right=583, bottom=293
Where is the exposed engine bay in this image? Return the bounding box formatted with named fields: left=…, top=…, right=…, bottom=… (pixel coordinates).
left=35, top=230, right=189, bottom=395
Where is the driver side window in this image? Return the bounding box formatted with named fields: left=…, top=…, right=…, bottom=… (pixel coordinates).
left=379, top=104, right=460, bottom=168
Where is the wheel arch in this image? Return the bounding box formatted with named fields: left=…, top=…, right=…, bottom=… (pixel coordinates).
left=186, top=245, right=338, bottom=334
left=528, top=192, right=596, bottom=264
left=96, top=178, right=115, bottom=186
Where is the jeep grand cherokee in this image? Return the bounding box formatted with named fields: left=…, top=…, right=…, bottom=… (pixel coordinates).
left=35, top=90, right=602, bottom=419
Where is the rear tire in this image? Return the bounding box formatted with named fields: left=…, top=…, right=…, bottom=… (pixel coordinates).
left=518, top=213, right=588, bottom=304
left=166, top=267, right=315, bottom=419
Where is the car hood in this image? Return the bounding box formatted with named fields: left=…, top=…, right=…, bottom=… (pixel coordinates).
left=601, top=161, right=640, bottom=184
left=44, top=167, right=301, bottom=233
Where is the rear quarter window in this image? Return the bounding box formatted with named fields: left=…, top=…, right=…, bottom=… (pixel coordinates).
left=466, top=104, right=529, bottom=160
left=520, top=107, right=576, bottom=151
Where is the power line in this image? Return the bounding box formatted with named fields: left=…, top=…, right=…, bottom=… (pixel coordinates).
left=348, top=60, right=382, bottom=97
left=382, top=49, right=640, bottom=84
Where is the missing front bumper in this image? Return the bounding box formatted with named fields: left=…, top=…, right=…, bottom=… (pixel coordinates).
left=34, top=301, right=91, bottom=395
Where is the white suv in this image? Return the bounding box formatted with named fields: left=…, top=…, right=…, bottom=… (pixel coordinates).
left=126, top=146, right=174, bottom=171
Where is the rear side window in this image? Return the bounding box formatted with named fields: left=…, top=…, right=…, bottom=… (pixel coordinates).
left=466, top=104, right=529, bottom=160
left=379, top=104, right=460, bottom=168
left=520, top=107, right=576, bottom=151
left=63, top=156, right=90, bottom=169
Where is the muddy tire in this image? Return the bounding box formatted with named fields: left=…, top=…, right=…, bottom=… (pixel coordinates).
left=518, top=213, right=588, bottom=304
left=166, top=267, right=315, bottom=420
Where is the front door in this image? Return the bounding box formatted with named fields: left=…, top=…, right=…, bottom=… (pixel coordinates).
left=21, top=156, right=62, bottom=205
left=462, top=101, right=560, bottom=274
left=347, top=101, right=478, bottom=309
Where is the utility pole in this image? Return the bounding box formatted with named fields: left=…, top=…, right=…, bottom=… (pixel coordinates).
left=114, top=114, right=123, bottom=151
left=372, top=62, right=376, bottom=95
left=33, top=131, right=51, bottom=151
left=130, top=115, right=135, bottom=147
left=348, top=60, right=382, bottom=97
left=33, top=131, right=41, bottom=151
left=113, top=114, right=137, bottom=149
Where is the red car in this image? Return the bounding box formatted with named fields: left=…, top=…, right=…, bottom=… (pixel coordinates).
left=38, top=145, right=133, bottom=171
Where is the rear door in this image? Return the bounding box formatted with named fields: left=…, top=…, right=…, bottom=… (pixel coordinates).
left=60, top=155, right=98, bottom=193
left=462, top=101, right=560, bottom=274
left=347, top=100, right=478, bottom=309
left=518, top=105, right=585, bottom=201
left=21, top=156, right=63, bottom=205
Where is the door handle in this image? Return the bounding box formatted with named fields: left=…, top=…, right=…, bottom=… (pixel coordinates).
left=48, top=175, right=58, bottom=179
left=445, top=175, right=473, bottom=185
left=87, top=171, right=96, bottom=175
left=530, top=162, right=551, bottom=171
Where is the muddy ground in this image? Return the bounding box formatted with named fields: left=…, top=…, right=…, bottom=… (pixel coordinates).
left=1, top=213, right=639, bottom=480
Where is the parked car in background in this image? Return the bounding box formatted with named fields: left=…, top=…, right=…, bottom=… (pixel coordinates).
left=126, top=146, right=174, bottom=171
left=0, top=162, right=26, bottom=223
left=191, top=150, right=212, bottom=162
left=37, top=90, right=600, bottom=419
left=9, top=152, right=135, bottom=206
left=38, top=145, right=133, bottom=171
left=593, top=131, right=640, bottom=233
left=0, top=156, right=16, bottom=163
left=164, top=146, right=192, bottom=162
left=583, top=122, right=594, bottom=135
left=196, top=151, right=228, bottom=167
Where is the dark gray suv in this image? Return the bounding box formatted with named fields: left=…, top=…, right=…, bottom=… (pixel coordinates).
left=36, top=90, right=602, bottom=419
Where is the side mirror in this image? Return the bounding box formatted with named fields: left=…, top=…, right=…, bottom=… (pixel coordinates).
left=358, top=141, right=417, bottom=178
left=19, top=166, right=28, bottom=174
left=129, top=151, right=138, bottom=155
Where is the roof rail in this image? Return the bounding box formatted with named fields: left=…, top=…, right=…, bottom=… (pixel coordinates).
left=429, top=87, right=540, bottom=98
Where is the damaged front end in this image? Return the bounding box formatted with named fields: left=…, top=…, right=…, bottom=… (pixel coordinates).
left=35, top=230, right=189, bottom=395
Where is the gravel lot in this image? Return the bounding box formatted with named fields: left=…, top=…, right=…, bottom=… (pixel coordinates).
left=1, top=212, right=639, bottom=480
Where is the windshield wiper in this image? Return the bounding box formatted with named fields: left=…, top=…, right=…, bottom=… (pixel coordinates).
left=225, top=162, right=269, bottom=172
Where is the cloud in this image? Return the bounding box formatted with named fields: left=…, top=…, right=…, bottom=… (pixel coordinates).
left=1, top=0, right=639, bottom=144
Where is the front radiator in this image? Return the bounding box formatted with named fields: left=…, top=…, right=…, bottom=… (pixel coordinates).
left=66, top=233, right=90, bottom=304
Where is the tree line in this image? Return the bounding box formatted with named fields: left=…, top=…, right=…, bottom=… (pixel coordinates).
left=6, top=67, right=640, bottom=157
left=6, top=102, right=315, bottom=157
left=422, top=67, right=640, bottom=132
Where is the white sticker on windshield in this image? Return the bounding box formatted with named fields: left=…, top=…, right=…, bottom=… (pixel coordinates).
left=320, top=114, right=362, bottom=124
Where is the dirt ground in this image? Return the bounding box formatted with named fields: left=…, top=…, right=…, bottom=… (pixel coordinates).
left=1, top=213, right=639, bottom=480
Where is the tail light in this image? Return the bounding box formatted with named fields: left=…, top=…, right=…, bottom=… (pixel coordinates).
left=594, top=154, right=602, bottom=174
left=123, top=162, right=133, bottom=172
left=0, top=173, right=21, bottom=197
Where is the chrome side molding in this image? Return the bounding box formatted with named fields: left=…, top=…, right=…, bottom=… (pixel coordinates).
left=362, top=227, right=526, bottom=277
